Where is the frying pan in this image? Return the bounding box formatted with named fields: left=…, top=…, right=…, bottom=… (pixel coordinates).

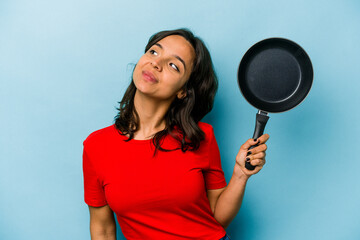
left=237, top=38, right=313, bottom=170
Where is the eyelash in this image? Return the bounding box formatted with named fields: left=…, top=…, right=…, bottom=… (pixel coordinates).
left=170, top=63, right=179, bottom=72
left=148, top=49, right=180, bottom=72
left=149, top=49, right=158, bottom=55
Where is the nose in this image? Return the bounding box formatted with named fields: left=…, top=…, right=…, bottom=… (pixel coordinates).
left=151, top=58, right=163, bottom=71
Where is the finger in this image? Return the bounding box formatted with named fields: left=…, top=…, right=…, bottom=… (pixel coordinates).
left=249, top=158, right=266, bottom=167
left=246, top=153, right=266, bottom=164
left=243, top=165, right=263, bottom=175
left=240, top=138, right=260, bottom=151
left=247, top=143, right=267, bottom=155
left=248, top=151, right=266, bottom=159
left=257, top=134, right=270, bottom=144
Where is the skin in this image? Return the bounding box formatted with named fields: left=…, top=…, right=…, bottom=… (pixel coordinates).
left=208, top=134, right=269, bottom=229
left=88, top=35, right=269, bottom=238
left=130, top=34, right=196, bottom=139
left=88, top=35, right=197, bottom=239
left=88, top=205, right=116, bottom=240
left=235, top=134, right=270, bottom=178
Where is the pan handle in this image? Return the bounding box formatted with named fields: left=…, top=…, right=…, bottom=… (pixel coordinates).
left=245, top=111, right=270, bottom=170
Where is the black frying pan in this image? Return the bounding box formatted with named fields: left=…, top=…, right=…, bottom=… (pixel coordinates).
left=237, top=38, right=313, bottom=170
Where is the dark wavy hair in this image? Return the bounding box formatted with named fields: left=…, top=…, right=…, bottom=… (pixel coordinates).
left=114, top=28, right=218, bottom=155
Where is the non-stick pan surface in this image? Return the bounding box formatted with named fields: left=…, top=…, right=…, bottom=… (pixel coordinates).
left=238, top=38, right=313, bottom=113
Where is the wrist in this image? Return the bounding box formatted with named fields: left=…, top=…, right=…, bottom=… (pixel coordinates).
left=232, top=168, right=250, bottom=183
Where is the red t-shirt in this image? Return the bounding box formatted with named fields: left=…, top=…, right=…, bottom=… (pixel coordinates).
left=82, top=122, right=227, bottom=239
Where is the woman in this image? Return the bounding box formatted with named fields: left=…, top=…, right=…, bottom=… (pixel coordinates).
left=82, top=28, right=269, bottom=240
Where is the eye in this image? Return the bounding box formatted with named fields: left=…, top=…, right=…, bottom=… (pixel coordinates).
left=149, top=49, right=158, bottom=55
left=170, top=63, right=179, bottom=72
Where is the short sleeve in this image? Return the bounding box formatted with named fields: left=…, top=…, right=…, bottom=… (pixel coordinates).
left=203, top=127, right=227, bottom=190
left=82, top=142, right=107, bottom=207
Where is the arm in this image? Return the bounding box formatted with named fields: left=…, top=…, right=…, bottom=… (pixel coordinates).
left=88, top=205, right=117, bottom=240
left=212, top=134, right=269, bottom=229
left=212, top=173, right=248, bottom=229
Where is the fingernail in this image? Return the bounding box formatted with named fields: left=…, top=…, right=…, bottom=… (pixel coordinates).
left=247, top=151, right=252, bottom=156
left=246, top=157, right=250, bottom=162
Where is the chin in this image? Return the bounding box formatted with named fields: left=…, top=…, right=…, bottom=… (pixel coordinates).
left=133, top=79, right=154, bottom=97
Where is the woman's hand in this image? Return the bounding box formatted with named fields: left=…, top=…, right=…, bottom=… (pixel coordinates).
left=233, top=134, right=270, bottom=179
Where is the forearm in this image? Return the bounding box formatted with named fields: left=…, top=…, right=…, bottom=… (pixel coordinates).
left=213, top=173, right=249, bottom=229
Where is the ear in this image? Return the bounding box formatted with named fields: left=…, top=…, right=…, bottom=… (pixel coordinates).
left=176, top=89, right=187, bottom=99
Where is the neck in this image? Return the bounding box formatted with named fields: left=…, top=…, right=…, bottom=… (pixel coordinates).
left=132, top=90, right=174, bottom=139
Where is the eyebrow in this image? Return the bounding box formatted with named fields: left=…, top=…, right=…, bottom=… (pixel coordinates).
left=154, top=43, right=187, bottom=71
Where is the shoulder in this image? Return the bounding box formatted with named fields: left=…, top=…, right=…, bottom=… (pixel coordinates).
left=197, top=121, right=215, bottom=142
left=83, top=124, right=117, bottom=148
left=198, top=121, right=214, bottom=133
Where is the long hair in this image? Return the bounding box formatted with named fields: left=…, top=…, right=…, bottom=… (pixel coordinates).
left=114, top=28, right=218, bottom=155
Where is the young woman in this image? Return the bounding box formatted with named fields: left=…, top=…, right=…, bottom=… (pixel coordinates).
left=82, top=28, right=269, bottom=240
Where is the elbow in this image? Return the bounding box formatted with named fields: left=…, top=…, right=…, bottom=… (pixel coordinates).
left=88, top=204, right=117, bottom=239
left=90, top=229, right=116, bottom=240
left=219, top=221, right=230, bottom=230
left=90, top=222, right=116, bottom=239
left=214, top=215, right=230, bottom=230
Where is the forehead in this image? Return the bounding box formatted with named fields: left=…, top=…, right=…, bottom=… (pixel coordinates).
left=156, top=35, right=195, bottom=66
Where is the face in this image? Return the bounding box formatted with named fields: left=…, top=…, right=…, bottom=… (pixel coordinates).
left=133, top=35, right=196, bottom=101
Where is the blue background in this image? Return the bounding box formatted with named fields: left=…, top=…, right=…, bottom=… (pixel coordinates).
left=1, top=0, right=359, bottom=239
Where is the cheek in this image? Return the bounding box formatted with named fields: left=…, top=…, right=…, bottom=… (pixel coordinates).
left=163, top=77, right=188, bottom=97
left=163, top=72, right=186, bottom=88
left=133, top=58, right=146, bottom=80
left=133, top=64, right=140, bottom=79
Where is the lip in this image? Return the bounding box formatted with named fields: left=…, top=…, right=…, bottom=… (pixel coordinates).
left=142, top=70, right=158, bottom=83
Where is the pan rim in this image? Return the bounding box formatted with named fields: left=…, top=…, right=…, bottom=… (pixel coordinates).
left=237, top=37, right=314, bottom=113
